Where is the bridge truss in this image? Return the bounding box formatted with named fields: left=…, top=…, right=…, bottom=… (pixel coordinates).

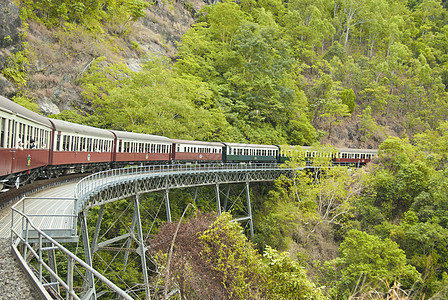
left=12, top=163, right=298, bottom=299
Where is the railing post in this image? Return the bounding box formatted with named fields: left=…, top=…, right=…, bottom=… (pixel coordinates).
left=38, top=234, right=43, bottom=283
left=67, top=257, right=74, bottom=300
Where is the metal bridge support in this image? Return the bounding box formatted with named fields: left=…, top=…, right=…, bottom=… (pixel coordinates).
left=165, top=189, right=171, bottom=222
left=91, top=204, right=105, bottom=256
left=134, top=193, right=151, bottom=300
left=47, top=244, right=60, bottom=295
left=216, top=184, right=221, bottom=215
left=124, top=205, right=138, bottom=271
left=223, top=185, right=231, bottom=212
left=246, top=182, right=254, bottom=241
left=80, top=211, right=96, bottom=299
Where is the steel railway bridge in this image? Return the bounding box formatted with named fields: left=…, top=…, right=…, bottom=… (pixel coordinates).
left=7, top=163, right=300, bottom=299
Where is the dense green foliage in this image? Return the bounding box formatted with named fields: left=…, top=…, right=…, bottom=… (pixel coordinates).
left=15, top=0, right=448, bottom=298
left=150, top=212, right=326, bottom=299
left=45, top=0, right=448, bottom=143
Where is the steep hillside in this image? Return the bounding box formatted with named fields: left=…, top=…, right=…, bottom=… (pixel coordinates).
left=2, top=0, right=448, bottom=148
left=0, top=0, right=205, bottom=114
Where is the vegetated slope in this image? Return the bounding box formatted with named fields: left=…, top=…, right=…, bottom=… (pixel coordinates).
left=0, top=0, right=204, bottom=114
left=2, top=0, right=448, bottom=147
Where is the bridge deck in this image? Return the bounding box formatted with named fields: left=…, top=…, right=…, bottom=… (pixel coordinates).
left=0, top=182, right=77, bottom=239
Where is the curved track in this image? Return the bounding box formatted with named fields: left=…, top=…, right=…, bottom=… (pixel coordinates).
left=0, top=173, right=91, bottom=210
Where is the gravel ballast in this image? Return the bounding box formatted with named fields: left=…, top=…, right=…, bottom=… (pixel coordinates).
left=0, top=238, right=42, bottom=299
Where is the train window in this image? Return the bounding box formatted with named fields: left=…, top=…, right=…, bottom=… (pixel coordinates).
left=0, top=117, right=3, bottom=148
left=71, top=136, right=75, bottom=151
left=56, top=133, right=61, bottom=151
left=9, top=120, right=15, bottom=149
left=5, top=119, right=10, bottom=148
left=62, top=135, right=66, bottom=151
left=37, top=128, right=41, bottom=148
left=86, top=138, right=90, bottom=151
left=0, top=119, right=4, bottom=148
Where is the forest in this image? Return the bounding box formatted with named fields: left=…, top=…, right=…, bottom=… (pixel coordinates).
left=4, top=0, right=448, bottom=298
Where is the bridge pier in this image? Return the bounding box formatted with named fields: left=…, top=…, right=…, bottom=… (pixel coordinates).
left=80, top=211, right=96, bottom=299
left=165, top=189, right=171, bottom=222
left=134, top=193, right=151, bottom=300
left=216, top=184, right=221, bottom=215
left=246, top=182, right=254, bottom=241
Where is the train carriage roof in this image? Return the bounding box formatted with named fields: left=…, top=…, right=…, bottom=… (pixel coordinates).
left=171, top=139, right=224, bottom=147
left=279, top=145, right=378, bottom=154
left=338, top=148, right=378, bottom=154
left=0, top=96, right=52, bottom=128
left=50, top=118, right=114, bottom=139
left=222, top=142, right=279, bottom=150
left=111, top=130, right=171, bottom=143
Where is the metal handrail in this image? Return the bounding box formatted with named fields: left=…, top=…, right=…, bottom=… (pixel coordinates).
left=11, top=197, right=133, bottom=300
left=75, top=163, right=283, bottom=213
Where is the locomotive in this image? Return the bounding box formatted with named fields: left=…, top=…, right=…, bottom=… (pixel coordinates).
left=0, top=96, right=377, bottom=191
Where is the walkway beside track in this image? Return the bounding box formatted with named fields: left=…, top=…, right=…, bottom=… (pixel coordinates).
left=0, top=181, right=77, bottom=239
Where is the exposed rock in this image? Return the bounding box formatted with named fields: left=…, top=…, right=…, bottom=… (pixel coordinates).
left=0, top=0, right=22, bottom=96
left=0, top=73, right=16, bottom=97
left=0, top=0, right=21, bottom=62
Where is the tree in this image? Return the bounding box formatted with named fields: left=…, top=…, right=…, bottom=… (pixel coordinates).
left=80, top=56, right=230, bottom=140
left=325, top=229, right=420, bottom=298
left=340, top=88, right=355, bottom=114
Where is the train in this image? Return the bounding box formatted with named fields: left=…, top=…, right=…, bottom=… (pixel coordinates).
left=0, top=95, right=378, bottom=191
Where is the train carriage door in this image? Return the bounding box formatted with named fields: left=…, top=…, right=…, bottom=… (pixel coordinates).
left=172, top=142, right=177, bottom=161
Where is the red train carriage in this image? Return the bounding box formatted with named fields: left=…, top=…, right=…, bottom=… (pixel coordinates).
left=49, top=118, right=115, bottom=175
left=171, top=139, right=223, bottom=162
left=334, top=148, right=378, bottom=166
left=111, top=130, right=172, bottom=165
left=0, top=96, right=53, bottom=188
